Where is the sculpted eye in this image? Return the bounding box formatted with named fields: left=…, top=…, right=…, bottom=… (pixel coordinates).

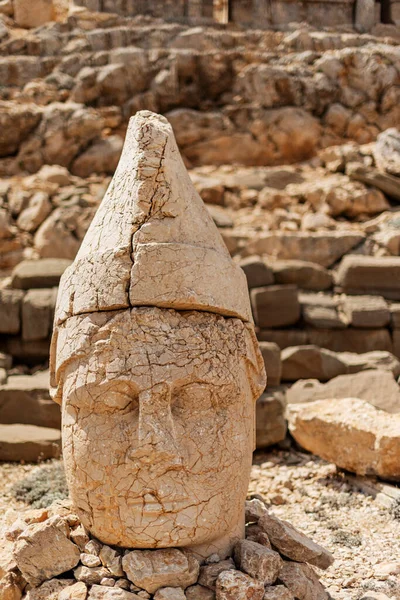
left=101, top=390, right=138, bottom=411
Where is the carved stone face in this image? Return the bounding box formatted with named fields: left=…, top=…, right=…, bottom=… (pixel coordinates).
left=57, top=307, right=261, bottom=556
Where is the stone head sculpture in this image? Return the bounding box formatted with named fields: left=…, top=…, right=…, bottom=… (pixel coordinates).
left=50, top=111, right=266, bottom=559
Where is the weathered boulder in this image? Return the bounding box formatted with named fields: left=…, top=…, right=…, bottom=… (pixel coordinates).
left=300, top=293, right=347, bottom=329
left=16, top=192, right=52, bottom=233
left=14, top=517, right=80, bottom=586
left=271, top=260, right=332, bottom=291
left=14, top=0, right=54, bottom=28
left=287, top=369, right=400, bottom=413
left=342, top=295, right=390, bottom=328
left=256, top=390, right=287, bottom=449
left=185, top=585, right=215, bottom=600
left=233, top=540, right=282, bottom=585
left=0, top=424, right=61, bottom=462
left=258, top=342, right=281, bottom=387
left=281, top=345, right=346, bottom=382
left=373, top=128, right=400, bottom=176
left=239, top=257, right=274, bottom=289
left=288, top=397, right=400, bottom=480
left=258, top=514, right=333, bottom=570
left=215, top=570, right=264, bottom=600
left=336, top=256, right=400, bottom=299
left=122, top=549, right=199, bottom=594
left=24, top=578, right=76, bottom=600
left=71, top=136, right=123, bottom=178
left=278, top=562, right=329, bottom=600
left=251, top=286, right=300, bottom=329
left=88, top=585, right=140, bottom=599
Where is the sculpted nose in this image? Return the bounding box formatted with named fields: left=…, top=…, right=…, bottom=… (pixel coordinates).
left=133, top=382, right=182, bottom=467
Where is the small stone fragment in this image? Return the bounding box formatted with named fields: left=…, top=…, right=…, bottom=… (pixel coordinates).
left=245, top=499, right=269, bottom=523
left=88, top=585, right=141, bottom=599
left=154, top=588, right=186, bottom=600
left=259, top=513, right=334, bottom=570
left=101, top=579, right=116, bottom=587
left=100, top=546, right=124, bottom=577
left=85, top=540, right=103, bottom=556
left=74, top=566, right=112, bottom=585
left=13, top=516, right=80, bottom=586
left=122, top=549, right=199, bottom=594
left=59, top=582, right=88, bottom=600
left=215, top=570, right=264, bottom=600
left=278, top=562, right=329, bottom=600
left=70, top=525, right=90, bottom=550
left=262, top=585, right=294, bottom=600
left=115, top=580, right=131, bottom=590
left=234, top=540, right=282, bottom=584
left=245, top=524, right=271, bottom=548
left=185, top=585, right=215, bottom=600
left=81, top=553, right=102, bottom=568
left=198, top=560, right=235, bottom=590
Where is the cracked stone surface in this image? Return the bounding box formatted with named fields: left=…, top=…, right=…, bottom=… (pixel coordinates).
left=50, top=111, right=266, bottom=559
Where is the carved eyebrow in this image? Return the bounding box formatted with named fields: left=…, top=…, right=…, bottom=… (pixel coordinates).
left=76, top=379, right=140, bottom=397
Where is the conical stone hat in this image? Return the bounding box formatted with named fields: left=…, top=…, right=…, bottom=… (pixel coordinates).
left=55, top=111, right=252, bottom=325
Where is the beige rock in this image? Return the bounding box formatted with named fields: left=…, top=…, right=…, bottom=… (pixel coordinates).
left=234, top=540, right=282, bottom=584
left=342, top=295, right=390, bottom=328
left=11, top=259, right=72, bottom=290
left=88, top=586, right=141, bottom=600
left=336, top=256, right=400, bottom=299
left=215, top=570, right=264, bottom=600
left=373, top=128, right=400, bottom=176
left=185, top=586, right=215, bottom=600
left=0, top=290, right=24, bottom=335
left=74, top=566, right=111, bottom=585
left=239, top=258, right=274, bottom=289
left=0, top=424, right=61, bottom=462
left=250, top=286, right=300, bottom=329
left=245, top=499, right=268, bottom=523
left=0, top=537, right=16, bottom=578
left=99, top=546, right=124, bottom=577
left=14, top=0, right=54, bottom=27
left=258, top=514, right=333, bottom=570
left=281, top=345, right=346, bottom=382
left=122, top=549, right=199, bottom=594
left=300, top=293, right=346, bottom=330
left=59, top=582, right=88, bottom=600
left=24, top=579, right=75, bottom=600
left=256, top=390, right=287, bottom=449
left=13, top=516, right=80, bottom=586
left=17, top=192, right=52, bottom=233
left=0, top=573, right=22, bottom=600
left=198, top=560, right=235, bottom=590
left=22, top=289, right=55, bottom=342
left=51, top=112, right=265, bottom=559
left=271, top=260, right=332, bottom=292
left=258, top=342, right=281, bottom=387
left=81, top=553, right=101, bottom=568
left=35, top=164, right=71, bottom=186
left=287, top=369, right=400, bottom=413
left=153, top=588, right=186, bottom=600
left=262, top=585, right=294, bottom=600
left=278, top=563, right=329, bottom=600
left=288, top=397, right=400, bottom=480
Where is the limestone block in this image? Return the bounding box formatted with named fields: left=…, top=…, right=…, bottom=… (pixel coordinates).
left=22, top=289, right=56, bottom=341
left=256, top=390, right=287, bottom=449
left=14, top=0, right=54, bottom=28
left=0, top=289, right=24, bottom=335
left=336, top=256, right=400, bottom=299
left=198, top=560, right=235, bottom=590
left=287, top=369, right=400, bottom=414
left=307, top=328, right=392, bottom=354
left=244, top=232, right=365, bottom=268
left=271, top=260, right=333, bottom=291
left=122, top=549, right=199, bottom=594
left=258, top=342, right=281, bottom=387
left=239, top=257, right=274, bottom=289
left=258, top=514, right=333, bottom=570
left=0, top=337, right=51, bottom=364
left=88, top=586, right=141, bottom=599
left=233, top=540, right=282, bottom=585
left=300, top=293, right=347, bottom=330
left=13, top=517, right=80, bottom=586
left=287, top=397, right=400, bottom=480
left=11, top=259, right=72, bottom=289
left=251, top=286, right=300, bottom=329
left=278, top=563, right=329, bottom=600
left=215, top=570, right=264, bottom=600
left=281, top=345, right=346, bottom=382
left=0, top=424, right=61, bottom=462
left=342, top=295, right=390, bottom=328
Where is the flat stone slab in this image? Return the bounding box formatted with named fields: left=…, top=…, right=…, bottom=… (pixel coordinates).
left=11, top=258, right=72, bottom=289
left=0, top=424, right=61, bottom=462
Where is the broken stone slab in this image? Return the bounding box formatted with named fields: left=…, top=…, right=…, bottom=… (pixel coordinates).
left=287, top=397, right=400, bottom=480
left=251, top=285, right=300, bottom=329
left=198, top=559, right=235, bottom=590
left=286, top=369, right=400, bottom=414
left=122, top=549, right=199, bottom=594
left=88, top=585, right=142, bottom=599
left=11, top=258, right=72, bottom=289
left=299, top=293, right=347, bottom=330
left=13, top=516, right=80, bottom=586
left=278, top=562, right=329, bottom=600
left=244, top=231, right=365, bottom=268
left=233, top=540, right=282, bottom=585
left=0, top=370, right=60, bottom=429
left=342, top=295, right=390, bottom=328
left=258, top=342, right=281, bottom=387
left=0, top=424, right=61, bottom=462
left=55, top=111, right=252, bottom=326
left=271, top=260, right=333, bottom=291
left=281, top=345, right=346, bottom=382
left=258, top=513, right=333, bottom=570
left=256, top=390, right=287, bottom=449
left=373, top=128, right=400, bottom=176
left=239, top=257, right=274, bottom=289
left=347, top=163, right=400, bottom=202
left=336, top=256, right=400, bottom=299
left=215, top=570, right=264, bottom=600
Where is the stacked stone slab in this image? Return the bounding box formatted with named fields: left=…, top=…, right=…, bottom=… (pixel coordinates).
left=0, top=497, right=333, bottom=600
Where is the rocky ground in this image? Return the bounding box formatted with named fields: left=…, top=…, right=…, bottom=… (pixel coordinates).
left=1, top=448, right=399, bottom=599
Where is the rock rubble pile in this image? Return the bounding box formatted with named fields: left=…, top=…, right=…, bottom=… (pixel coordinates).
left=0, top=498, right=334, bottom=600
